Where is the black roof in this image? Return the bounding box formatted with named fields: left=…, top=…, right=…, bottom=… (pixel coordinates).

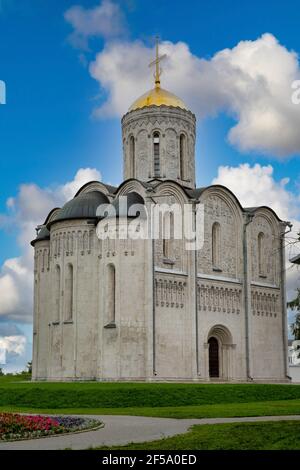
left=31, top=178, right=288, bottom=247
left=74, top=181, right=118, bottom=197
left=30, top=225, right=50, bottom=246
left=48, top=191, right=110, bottom=226
left=102, top=192, right=146, bottom=219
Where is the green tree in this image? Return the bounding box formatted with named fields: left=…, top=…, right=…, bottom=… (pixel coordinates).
left=288, top=289, right=300, bottom=340
left=0, top=367, right=4, bottom=376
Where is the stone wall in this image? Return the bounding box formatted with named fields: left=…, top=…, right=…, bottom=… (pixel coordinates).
left=154, top=271, right=196, bottom=379
left=122, top=106, right=196, bottom=188
left=197, top=188, right=243, bottom=280
left=32, top=181, right=288, bottom=383
left=32, top=240, right=51, bottom=380
left=97, top=217, right=153, bottom=380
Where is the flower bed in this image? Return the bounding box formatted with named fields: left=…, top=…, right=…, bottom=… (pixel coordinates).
left=0, top=413, right=100, bottom=441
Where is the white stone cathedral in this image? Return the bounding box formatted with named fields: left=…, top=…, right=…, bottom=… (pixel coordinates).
left=31, top=43, right=290, bottom=382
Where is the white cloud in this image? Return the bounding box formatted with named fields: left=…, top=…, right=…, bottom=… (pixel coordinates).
left=88, top=34, right=300, bottom=157
left=0, top=274, right=19, bottom=316
left=0, top=168, right=101, bottom=324
left=212, top=163, right=298, bottom=220
left=0, top=346, right=5, bottom=364
left=59, top=167, right=101, bottom=201
left=212, top=163, right=300, bottom=300
left=64, top=0, right=126, bottom=49
left=0, top=335, right=26, bottom=365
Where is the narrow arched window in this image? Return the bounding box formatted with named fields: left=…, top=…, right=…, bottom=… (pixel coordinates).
left=258, top=232, right=265, bottom=276
left=163, top=212, right=174, bottom=259
left=129, top=136, right=135, bottom=178
left=180, top=134, right=186, bottom=180
left=106, top=264, right=116, bottom=324
left=212, top=222, right=221, bottom=269
left=153, top=132, right=160, bottom=177
left=65, top=263, right=73, bottom=321
left=54, top=265, right=61, bottom=322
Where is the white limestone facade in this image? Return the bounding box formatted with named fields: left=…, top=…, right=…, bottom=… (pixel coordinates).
left=122, top=106, right=196, bottom=189
left=31, top=79, right=290, bottom=383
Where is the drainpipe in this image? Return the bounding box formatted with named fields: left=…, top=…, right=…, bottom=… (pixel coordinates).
left=280, top=221, right=292, bottom=381
left=152, top=236, right=156, bottom=376
left=193, top=200, right=200, bottom=377
left=144, top=190, right=157, bottom=378
left=243, top=213, right=254, bottom=380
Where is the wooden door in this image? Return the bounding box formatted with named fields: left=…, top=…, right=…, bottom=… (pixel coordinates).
left=208, top=337, right=219, bottom=377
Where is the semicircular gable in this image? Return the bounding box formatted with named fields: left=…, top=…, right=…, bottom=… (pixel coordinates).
left=248, top=207, right=284, bottom=232
left=116, top=179, right=149, bottom=198
left=154, top=180, right=190, bottom=205
left=44, top=207, right=61, bottom=225
left=250, top=208, right=283, bottom=243
left=249, top=207, right=281, bottom=285
left=199, top=185, right=243, bottom=223
left=75, top=181, right=115, bottom=197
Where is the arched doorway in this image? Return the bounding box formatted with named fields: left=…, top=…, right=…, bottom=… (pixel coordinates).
left=206, top=325, right=234, bottom=381
left=208, top=337, right=219, bottom=377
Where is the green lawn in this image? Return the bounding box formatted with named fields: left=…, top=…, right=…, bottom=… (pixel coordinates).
left=0, top=375, right=300, bottom=419
left=1, top=376, right=300, bottom=450
left=1, top=399, right=300, bottom=419
left=94, top=420, right=300, bottom=450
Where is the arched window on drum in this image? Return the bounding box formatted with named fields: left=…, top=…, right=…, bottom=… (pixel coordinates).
left=129, top=136, right=135, bottom=178
left=153, top=132, right=160, bottom=177
left=179, top=134, right=186, bottom=180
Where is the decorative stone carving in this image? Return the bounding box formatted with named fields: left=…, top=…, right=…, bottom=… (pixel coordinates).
left=155, top=277, right=186, bottom=308
left=31, top=82, right=287, bottom=383
left=197, top=193, right=240, bottom=279
left=197, top=282, right=242, bottom=314
left=51, top=228, right=95, bottom=258
left=122, top=106, right=196, bottom=188
left=165, top=128, right=177, bottom=179
left=251, top=287, right=280, bottom=318
left=250, top=214, right=278, bottom=285
left=136, top=129, right=148, bottom=180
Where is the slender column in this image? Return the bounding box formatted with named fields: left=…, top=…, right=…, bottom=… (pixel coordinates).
left=243, top=213, right=254, bottom=380
left=204, top=342, right=209, bottom=379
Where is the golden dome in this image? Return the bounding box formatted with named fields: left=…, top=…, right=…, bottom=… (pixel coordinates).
left=129, top=85, right=188, bottom=112
left=129, top=37, right=188, bottom=112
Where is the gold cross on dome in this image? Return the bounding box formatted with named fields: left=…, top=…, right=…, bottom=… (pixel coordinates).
left=148, top=36, right=167, bottom=88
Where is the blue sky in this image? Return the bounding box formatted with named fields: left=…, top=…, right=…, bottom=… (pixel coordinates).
left=0, top=0, right=300, bottom=371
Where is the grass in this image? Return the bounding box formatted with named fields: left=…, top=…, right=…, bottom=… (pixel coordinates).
left=0, top=376, right=299, bottom=421
left=94, top=421, right=300, bottom=450
left=0, top=399, right=300, bottom=419
left=1, top=376, right=300, bottom=411
left=1, top=376, right=300, bottom=450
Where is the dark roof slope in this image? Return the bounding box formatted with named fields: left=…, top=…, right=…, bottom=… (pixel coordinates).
left=48, top=191, right=110, bottom=226
left=30, top=225, right=50, bottom=246
left=74, top=181, right=118, bottom=197
left=103, top=192, right=146, bottom=219
left=31, top=179, right=288, bottom=247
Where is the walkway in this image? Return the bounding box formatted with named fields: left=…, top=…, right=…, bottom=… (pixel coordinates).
left=0, top=414, right=299, bottom=450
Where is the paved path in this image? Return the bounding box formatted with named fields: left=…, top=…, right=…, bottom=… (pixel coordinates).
left=0, top=414, right=300, bottom=450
